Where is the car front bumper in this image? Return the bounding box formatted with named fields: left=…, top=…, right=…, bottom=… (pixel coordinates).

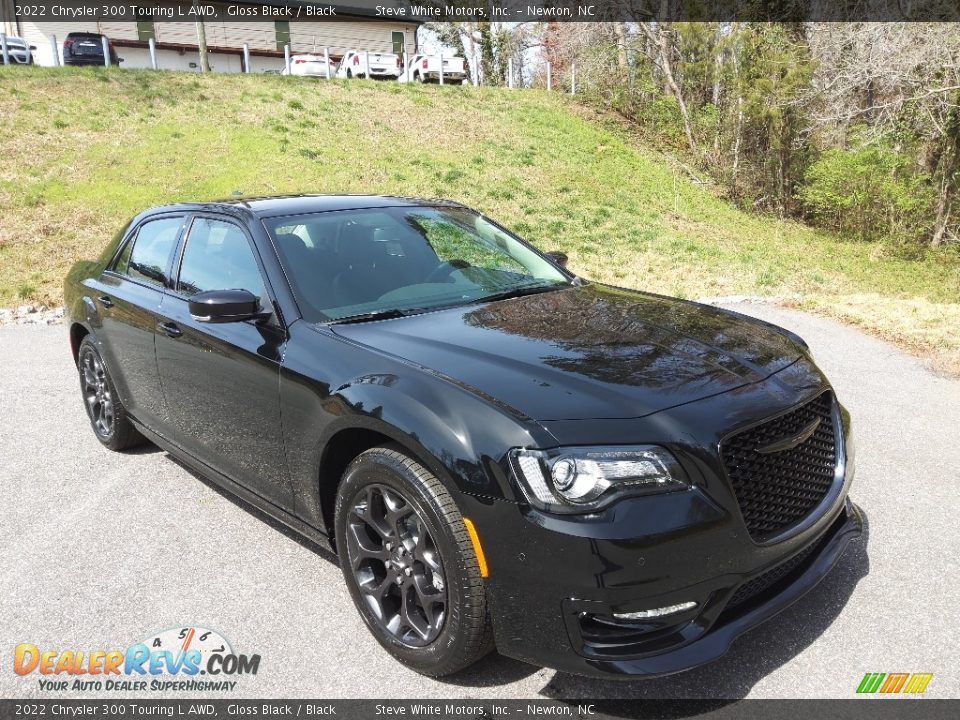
left=461, top=482, right=862, bottom=678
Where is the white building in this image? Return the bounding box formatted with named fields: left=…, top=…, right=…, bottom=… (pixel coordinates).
left=2, top=1, right=421, bottom=72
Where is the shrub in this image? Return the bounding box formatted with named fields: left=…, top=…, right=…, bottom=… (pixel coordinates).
left=798, top=147, right=935, bottom=243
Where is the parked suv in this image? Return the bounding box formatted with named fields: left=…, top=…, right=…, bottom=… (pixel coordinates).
left=2, top=35, right=36, bottom=64
left=63, top=32, right=122, bottom=66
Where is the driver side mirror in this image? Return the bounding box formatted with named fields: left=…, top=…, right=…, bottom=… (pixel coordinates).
left=545, top=250, right=568, bottom=268
left=188, top=289, right=264, bottom=323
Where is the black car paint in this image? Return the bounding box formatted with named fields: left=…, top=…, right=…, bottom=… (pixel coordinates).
left=65, top=195, right=861, bottom=677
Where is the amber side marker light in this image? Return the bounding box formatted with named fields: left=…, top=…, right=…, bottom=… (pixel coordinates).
left=463, top=518, right=489, bottom=578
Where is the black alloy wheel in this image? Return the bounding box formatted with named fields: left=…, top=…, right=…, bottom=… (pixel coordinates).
left=81, top=347, right=113, bottom=437
left=77, top=336, right=144, bottom=451
left=345, top=483, right=446, bottom=646
left=334, top=446, right=493, bottom=676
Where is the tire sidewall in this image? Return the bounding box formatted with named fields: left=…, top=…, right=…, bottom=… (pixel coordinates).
left=78, top=338, right=117, bottom=445
left=334, top=450, right=474, bottom=673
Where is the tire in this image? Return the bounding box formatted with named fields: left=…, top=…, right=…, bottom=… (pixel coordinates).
left=346, top=69, right=352, bottom=79
left=334, top=446, right=494, bottom=677
left=415, top=72, right=425, bottom=84
left=77, top=336, right=145, bottom=451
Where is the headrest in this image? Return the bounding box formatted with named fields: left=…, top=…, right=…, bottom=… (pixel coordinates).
left=339, top=224, right=378, bottom=267
left=275, top=233, right=308, bottom=253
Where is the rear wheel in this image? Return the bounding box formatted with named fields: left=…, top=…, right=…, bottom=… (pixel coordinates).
left=77, top=336, right=144, bottom=451
left=334, top=446, right=493, bottom=676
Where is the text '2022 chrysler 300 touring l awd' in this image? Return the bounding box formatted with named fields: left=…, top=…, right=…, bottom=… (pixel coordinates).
left=65, top=195, right=862, bottom=678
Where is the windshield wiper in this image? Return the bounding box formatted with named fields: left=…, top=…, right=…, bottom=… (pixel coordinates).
left=327, top=308, right=410, bottom=325
left=471, top=283, right=567, bottom=305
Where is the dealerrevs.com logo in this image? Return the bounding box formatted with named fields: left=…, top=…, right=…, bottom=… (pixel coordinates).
left=13, top=626, right=260, bottom=692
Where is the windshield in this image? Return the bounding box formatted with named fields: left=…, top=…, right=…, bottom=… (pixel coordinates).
left=264, top=206, right=569, bottom=322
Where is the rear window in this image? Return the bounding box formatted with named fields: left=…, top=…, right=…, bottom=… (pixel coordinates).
left=115, top=216, right=183, bottom=287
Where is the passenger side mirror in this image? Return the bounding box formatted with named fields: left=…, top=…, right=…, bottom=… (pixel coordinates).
left=188, top=289, right=264, bottom=323
left=545, top=250, right=569, bottom=268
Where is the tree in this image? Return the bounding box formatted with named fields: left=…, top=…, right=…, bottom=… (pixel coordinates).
left=193, top=0, right=210, bottom=73
left=638, top=21, right=699, bottom=154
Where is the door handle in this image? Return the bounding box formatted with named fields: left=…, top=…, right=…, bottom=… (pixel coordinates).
left=157, top=321, right=183, bottom=338
left=97, top=295, right=114, bottom=308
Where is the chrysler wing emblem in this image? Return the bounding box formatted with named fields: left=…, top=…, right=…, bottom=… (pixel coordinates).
left=756, top=418, right=821, bottom=454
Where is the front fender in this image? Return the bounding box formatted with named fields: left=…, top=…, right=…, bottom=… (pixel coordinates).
left=278, top=326, right=550, bottom=533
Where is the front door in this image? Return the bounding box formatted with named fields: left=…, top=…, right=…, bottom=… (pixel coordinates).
left=154, top=215, right=291, bottom=511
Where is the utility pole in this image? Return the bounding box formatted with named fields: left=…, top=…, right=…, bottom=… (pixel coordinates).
left=193, top=0, right=210, bottom=73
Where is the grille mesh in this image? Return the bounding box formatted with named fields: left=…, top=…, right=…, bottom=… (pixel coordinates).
left=721, top=392, right=837, bottom=542
left=727, top=542, right=818, bottom=609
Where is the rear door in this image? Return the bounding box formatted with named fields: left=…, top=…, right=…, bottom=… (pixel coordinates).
left=96, top=214, right=185, bottom=433
left=154, top=214, right=291, bottom=511
left=73, top=35, right=102, bottom=59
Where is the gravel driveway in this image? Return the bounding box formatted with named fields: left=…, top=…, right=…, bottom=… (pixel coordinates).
left=1, top=302, right=957, bottom=699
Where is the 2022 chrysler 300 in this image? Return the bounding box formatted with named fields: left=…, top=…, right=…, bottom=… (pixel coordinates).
left=65, top=195, right=862, bottom=678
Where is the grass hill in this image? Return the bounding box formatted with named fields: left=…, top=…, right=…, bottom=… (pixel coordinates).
left=1, top=67, right=958, bottom=371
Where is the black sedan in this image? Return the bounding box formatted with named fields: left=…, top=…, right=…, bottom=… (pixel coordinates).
left=64, top=196, right=862, bottom=678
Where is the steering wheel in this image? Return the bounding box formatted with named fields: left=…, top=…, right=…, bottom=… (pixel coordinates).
left=425, top=259, right=470, bottom=283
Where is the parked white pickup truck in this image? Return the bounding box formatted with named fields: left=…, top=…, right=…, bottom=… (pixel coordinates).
left=335, top=50, right=401, bottom=79
left=400, top=54, right=467, bottom=84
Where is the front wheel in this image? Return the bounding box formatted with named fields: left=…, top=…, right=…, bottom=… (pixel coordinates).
left=334, top=446, right=493, bottom=676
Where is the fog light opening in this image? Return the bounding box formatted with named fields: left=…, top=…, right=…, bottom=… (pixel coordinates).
left=612, top=601, right=697, bottom=620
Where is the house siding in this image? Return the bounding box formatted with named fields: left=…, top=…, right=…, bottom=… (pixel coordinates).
left=15, top=8, right=417, bottom=69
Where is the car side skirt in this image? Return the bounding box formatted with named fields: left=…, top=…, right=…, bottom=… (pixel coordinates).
left=130, top=418, right=335, bottom=554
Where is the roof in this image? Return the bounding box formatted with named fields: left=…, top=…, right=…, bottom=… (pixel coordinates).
left=147, top=194, right=467, bottom=219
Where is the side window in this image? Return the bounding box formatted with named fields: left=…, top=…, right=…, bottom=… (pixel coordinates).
left=178, top=218, right=267, bottom=305
left=119, top=217, right=183, bottom=286
left=113, top=234, right=134, bottom=275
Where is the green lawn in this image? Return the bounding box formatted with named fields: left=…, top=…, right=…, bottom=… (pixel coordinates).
left=2, top=66, right=958, bottom=371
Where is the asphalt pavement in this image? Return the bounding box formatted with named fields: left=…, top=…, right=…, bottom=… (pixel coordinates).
left=1, top=302, right=958, bottom=699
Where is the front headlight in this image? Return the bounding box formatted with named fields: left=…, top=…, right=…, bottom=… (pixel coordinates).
left=509, top=445, right=690, bottom=514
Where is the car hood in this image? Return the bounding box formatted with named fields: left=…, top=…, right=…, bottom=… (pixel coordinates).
left=331, top=284, right=806, bottom=421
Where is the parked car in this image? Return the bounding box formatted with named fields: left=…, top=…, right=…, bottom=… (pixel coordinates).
left=400, top=54, right=466, bottom=84
left=1, top=35, right=36, bottom=64
left=65, top=195, right=861, bottom=678
left=281, top=53, right=334, bottom=77
left=335, top=50, right=401, bottom=79
left=63, top=32, right=122, bottom=66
